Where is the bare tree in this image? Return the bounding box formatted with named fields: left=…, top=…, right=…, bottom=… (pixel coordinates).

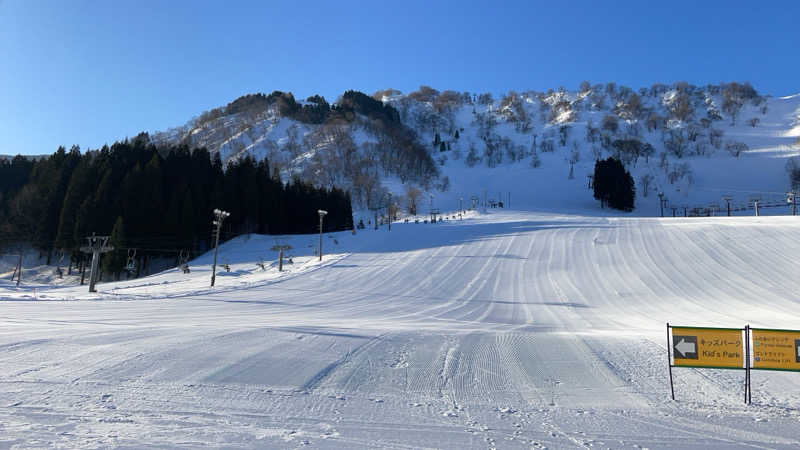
left=639, top=174, right=654, bottom=197
left=725, top=141, right=748, bottom=157
left=709, top=128, right=724, bottom=149
left=601, top=114, right=619, bottom=133
left=408, top=85, right=440, bottom=103
left=405, top=186, right=422, bottom=215
left=645, top=112, right=663, bottom=132
left=664, top=129, right=688, bottom=158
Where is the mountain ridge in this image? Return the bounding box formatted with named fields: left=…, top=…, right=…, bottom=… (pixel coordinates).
left=148, top=82, right=800, bottom=214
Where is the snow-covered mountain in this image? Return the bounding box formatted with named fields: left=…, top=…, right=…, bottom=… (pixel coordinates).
left=150, top=83, right=800, bottom=215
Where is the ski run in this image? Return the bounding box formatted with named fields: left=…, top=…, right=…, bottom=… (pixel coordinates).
left=2, top=209, right=800, bottom=448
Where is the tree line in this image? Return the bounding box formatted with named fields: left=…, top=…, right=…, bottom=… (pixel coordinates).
left=0, top=136, right=353, bottom=278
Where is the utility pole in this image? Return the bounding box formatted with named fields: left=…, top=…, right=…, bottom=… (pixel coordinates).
left=80, top=234, right=114, bottom=293
left=386, top=193, right=392, bottom=231
left=723, top=196, right=732, bottom=217
left=210, top=209, right=230, bottom=287
left=318, top=210, right=327, bottom=261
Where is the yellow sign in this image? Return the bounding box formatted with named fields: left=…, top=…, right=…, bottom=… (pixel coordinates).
left=751, top=328, right=800, bottom=371
left=671, top=327, right=744, bottom=369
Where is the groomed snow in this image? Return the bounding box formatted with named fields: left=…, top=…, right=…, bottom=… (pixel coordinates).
left=2, top=210, right=800, bottom=448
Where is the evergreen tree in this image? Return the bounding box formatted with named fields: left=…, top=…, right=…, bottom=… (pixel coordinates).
left=1, top=139, right=355, bottom=273
left=102, top=216, right=127, bottom=280
left=593, top=157, right=635, bottom=211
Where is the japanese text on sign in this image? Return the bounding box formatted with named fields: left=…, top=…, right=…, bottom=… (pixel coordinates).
left=671, top=327, right=744, bottom=369
left=751, top=328, right=800, bottom=371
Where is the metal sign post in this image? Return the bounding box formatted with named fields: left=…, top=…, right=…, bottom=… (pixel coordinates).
left=667, top=324, right=747, bottom=403
left=667, top=323, right=675, bottom=400
left=669, top=324, right=800, bottom=405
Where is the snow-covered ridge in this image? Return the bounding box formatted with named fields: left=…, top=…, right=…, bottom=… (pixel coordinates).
left=149, top=83, right=800, bottom=214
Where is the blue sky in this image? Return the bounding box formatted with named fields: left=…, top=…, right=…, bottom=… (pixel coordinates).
left=2, top=0, right=798, bottom=155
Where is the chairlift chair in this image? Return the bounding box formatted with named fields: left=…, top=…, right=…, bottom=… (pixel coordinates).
left=125, top=248, right=138, bottom=273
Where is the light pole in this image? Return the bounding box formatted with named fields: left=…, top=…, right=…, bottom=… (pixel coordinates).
left=318, top=209, right=328, bottom=261
left=657, top=192, right=665, bottom=217
left=788, top=191, right=797, bottom=216
left=210, top=209, right=230, bottom=287
left=385, top=193, right=392, bottom=231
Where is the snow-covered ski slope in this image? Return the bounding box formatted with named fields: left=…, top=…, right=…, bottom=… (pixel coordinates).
left=2, top=210, right=800, bottom=448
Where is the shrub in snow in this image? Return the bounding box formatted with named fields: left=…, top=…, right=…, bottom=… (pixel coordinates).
left=725, top=141, right=748, bottom=157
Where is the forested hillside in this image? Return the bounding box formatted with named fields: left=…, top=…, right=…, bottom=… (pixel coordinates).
left=0, top=137, right=352, bottom=278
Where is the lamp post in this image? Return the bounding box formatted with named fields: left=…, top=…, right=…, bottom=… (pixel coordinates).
left=385, top=193, right=392, bottom=231
left=429, top=194, right=435, bottom=222
left=318, top=209, right=328, bottom=261
left=657, top=192, right=665, bottom=217
left=210, top=209, right=230, bottom=287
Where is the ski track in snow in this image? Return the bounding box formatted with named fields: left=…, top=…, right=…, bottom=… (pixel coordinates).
left=2, top=211, right=800, bottom=448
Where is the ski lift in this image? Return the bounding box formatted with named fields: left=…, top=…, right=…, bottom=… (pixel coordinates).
left=55, top=250, right=66, bottom=278
left=178, top=249, right=190, bottom=274
left=125, top=248, right=137, bottom=273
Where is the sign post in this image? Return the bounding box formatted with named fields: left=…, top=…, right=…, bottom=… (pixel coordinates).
left=667, top=323, right=675, bottom=400
left=667, top=324, right=747, bottom=403
left=669, top=324, right=800, bottom=405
